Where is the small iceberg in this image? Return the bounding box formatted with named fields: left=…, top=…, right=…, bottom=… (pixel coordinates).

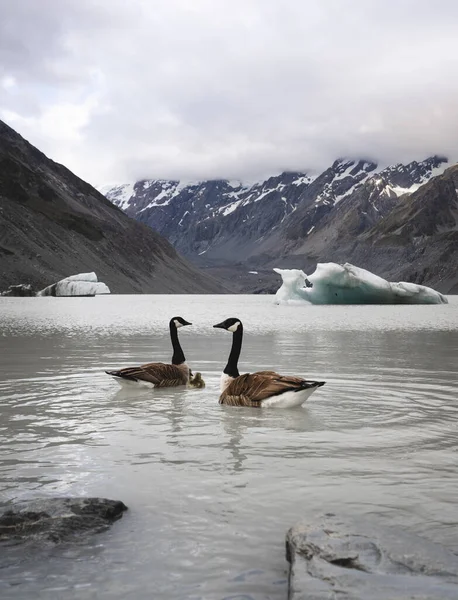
left=274, top=263, right=448, bottom=305
left=1, top=284, right=35, bottom=297
left=37, top=272, right=111, bottom=297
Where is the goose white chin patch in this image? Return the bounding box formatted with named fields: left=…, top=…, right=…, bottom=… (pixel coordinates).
left=227, top=321, right=241, bottom=333
left=174, top=319, right=184, bottom=328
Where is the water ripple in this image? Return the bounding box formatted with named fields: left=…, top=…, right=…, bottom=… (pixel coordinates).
left=0, top=296, right=457, bottom=598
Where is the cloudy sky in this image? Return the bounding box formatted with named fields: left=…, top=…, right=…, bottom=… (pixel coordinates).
left=1, top=0, right=458, bottom=185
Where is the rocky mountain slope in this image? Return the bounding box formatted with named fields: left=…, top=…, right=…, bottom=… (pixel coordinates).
left=255, top=157, right=458, bottom=294
left=357, top=164, right=458, bottom=294
left=100, top=155, right=456, bottom=293
left=0, top=120, right=226, bottom=293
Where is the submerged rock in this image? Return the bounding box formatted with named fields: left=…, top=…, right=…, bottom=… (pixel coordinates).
left=0, top=497, right=127, bottom=544
left=1, top=283, right=35, bottom=296
left=286, top=514, right=458, bottom=599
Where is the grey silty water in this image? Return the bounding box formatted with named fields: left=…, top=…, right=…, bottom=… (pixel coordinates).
left=0, top=295, right=457, bottom=599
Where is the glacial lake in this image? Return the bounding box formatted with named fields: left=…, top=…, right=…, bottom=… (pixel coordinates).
left=0, top=294, right=457, bottom=599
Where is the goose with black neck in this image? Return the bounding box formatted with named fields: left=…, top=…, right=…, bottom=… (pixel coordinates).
left=213, top=317, right=325, bottom=408
left=106, top=317, right=197, bottom=388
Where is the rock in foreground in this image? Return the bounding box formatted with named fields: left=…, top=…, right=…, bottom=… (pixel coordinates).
left=286, top=515, right=458, bottom=599
left=0, top=497, right=127, bottom=544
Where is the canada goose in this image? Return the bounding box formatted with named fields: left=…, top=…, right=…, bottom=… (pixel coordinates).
left=106, top=316, right=196, bottom=388
left=213, top=317, right=325, bottom=408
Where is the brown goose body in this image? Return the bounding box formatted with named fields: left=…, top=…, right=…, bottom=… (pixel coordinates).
left=219, top=371, right=324, bottom=407
left=214, top=319, right=325, bottom=408
left=106, top=317, right=192, bottom=388
left=108, top=362, right=190, bottom=388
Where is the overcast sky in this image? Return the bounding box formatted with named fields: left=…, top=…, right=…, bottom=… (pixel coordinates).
left=1, top=0, right=458, bottom=185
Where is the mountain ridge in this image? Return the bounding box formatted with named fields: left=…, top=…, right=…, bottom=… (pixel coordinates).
left=0, top=119, right=227, bottom=294
left=99, top=155, right=456, bottom=293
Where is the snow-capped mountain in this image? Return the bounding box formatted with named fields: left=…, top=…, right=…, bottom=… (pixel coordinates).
left=100, top=171, right=315, bottom=258
left=279, top=155, right=448, bottom=246
left=99, top=155, right=449, bottom=267
left=348, top=161, right=458, bottom=294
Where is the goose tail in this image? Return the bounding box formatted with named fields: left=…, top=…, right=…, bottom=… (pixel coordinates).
left=300, top=380, right=326, bottom=390
left=105, top=370, right=136, bottom=381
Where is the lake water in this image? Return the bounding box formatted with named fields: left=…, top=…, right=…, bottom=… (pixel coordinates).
left=0, top=295, right=457, bottom=599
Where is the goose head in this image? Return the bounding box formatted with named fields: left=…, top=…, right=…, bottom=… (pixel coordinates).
left=171, top=316, right=192, bottom=329
left=213, top=317, right=243, bottom=333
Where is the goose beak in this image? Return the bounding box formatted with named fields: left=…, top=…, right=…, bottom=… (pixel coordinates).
left=183, top=320, right=192, bottom=326
left=213, top=321, right=226, bottom=329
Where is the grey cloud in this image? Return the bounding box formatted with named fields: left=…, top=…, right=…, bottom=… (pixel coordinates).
left=1, top=0, right=458, bottom=184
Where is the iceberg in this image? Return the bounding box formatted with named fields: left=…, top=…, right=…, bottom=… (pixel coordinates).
left=38, top=272, right=111, bottom=297
left=1, top=284, right=35, bottom=297
left=274, top=263, right=448, bottom=305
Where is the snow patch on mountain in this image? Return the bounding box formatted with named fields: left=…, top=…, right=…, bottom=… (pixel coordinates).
left=368, top=157, right=449, bottom=206
left=312, top=160, right=373, bottom=207
left=310, top=156, right=449, bottom=211
left=292, top=175, right=316, bottom=186
left=221, top=200, right=242, bottom=216
left=101, top=182, right=135, bottom=210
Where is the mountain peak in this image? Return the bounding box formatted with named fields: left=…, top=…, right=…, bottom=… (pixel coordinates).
left=332, top=158, right=378, bottom=175
left=98, top=154, right=453, bottom=271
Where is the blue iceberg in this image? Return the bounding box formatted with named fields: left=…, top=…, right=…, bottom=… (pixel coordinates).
left=274, top=263, right=448, bottom=305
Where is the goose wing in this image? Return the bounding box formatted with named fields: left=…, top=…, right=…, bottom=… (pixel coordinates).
left=250, top=370, right=279, bottom=377
left=108, top=362, right=188, bottom=387
left=220, top=371, right=316, bottom=406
